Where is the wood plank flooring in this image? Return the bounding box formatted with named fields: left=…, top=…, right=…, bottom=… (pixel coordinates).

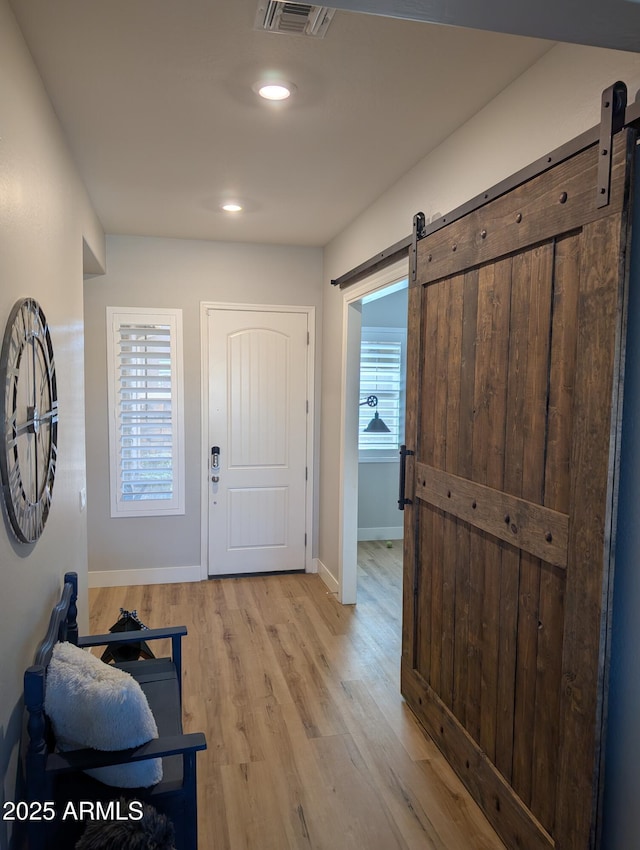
left=89, top=541, right=506, bottom=850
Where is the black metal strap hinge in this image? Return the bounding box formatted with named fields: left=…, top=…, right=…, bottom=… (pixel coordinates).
left=597, top=81, right=627, bottom=209
left=410, top=211, right=426, bottom=284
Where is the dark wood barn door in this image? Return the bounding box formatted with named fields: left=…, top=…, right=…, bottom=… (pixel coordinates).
left=401, top=128, right=636, bottom=850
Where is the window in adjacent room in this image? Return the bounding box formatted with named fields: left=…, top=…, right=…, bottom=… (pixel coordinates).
left=106, top=307, right=185, bottom=517
left=358, top=326, right=407, bottom=462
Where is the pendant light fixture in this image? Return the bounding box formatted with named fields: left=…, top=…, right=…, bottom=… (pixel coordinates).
left=360, top=395, right=390, bottom=433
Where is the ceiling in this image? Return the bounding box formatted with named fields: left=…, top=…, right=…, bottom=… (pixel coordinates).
left=9, top=0, right=561, bottom=246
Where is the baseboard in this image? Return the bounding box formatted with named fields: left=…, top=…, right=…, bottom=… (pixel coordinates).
left=316, top=559, right=339, bottom=595
left=357, top=526, right=404, bottom=542
left=88, top=564, right=202, bottom=588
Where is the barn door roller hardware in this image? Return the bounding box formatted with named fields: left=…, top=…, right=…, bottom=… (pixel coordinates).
left=411, top=211, right=426, bottom=284
left=597, top=81, right=627, bottom=208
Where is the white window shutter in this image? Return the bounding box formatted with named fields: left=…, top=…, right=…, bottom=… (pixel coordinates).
left=359, top=327, right=406, bottom=461
left=106, top=307, right=185, bottom=517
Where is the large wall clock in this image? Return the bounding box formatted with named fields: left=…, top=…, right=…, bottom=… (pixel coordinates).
left=0, top=298, right=58, bottom=543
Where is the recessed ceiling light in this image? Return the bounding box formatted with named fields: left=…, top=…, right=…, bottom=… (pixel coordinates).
left=252, top=79, right=297, bottom=102
left=258, top=83, right=291, bottom=101
left=222, top=203, right=243, bottom=213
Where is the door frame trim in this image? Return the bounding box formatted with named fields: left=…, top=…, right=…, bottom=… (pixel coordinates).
left=339, top=259, right=409, bottom=604
left=199, top=301, right=316, bottom=580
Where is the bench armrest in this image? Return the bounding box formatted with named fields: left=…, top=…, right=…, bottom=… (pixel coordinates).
left=78, top=627, right=186, bottom=695
left=45, top=733, right=207, bottom=774
left=78, top=625, right=187, bottom=647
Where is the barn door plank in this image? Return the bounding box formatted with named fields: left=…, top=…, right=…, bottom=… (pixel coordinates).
left=529, top=233, right=580, bottom=831
left=441, top=274, right=464, bottom=710
left=498, top=243, right=552, bottom=790
left=467, top=260, right=511, bottom=754
left=555, top=211, right=630, bottom=849
left=428, top=283, right=450, bottom=695
left=401, top=282, right=423, bottom=672
left=512, top=243, right=554, bottom=813
left=451, top=269, right=479, bottom=728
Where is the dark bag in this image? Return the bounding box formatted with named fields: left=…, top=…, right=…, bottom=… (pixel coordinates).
left=100, top=608, right=155, bottom=664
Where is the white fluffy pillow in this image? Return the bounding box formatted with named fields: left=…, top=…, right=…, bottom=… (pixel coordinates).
left=44, top=641, right=162, bottom=788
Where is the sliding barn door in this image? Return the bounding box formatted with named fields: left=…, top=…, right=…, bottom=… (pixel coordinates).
left=401, top=128, right=635, bottom=850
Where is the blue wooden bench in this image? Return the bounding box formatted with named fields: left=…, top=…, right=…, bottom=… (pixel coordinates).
left=23, top=572, right=206, bottom=850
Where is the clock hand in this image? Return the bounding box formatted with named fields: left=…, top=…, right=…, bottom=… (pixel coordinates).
left=11, top=405, right=57, bottom=438
left=12, top=418, right=35, bottom=438
left=34, top=406, right=58, bottom=423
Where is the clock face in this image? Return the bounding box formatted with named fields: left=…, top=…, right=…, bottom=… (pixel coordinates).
left=0, top=298, right=58, bottom=543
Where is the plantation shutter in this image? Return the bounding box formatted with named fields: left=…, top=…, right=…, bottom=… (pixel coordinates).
left=359, top=327, right=405, bottom=459
left=106, top=308, right=185, bottom=517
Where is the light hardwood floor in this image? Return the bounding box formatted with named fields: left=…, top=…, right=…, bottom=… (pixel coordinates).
left=89, top=541, right=506, bottom=850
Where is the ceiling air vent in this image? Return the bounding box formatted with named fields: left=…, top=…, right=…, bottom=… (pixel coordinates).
left=254, top=1, right=336, bottom=37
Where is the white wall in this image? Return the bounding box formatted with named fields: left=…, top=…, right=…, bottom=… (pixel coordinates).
left=83, top=235, right=322, bottom=584
left=0, top=0, right=104, bottom=842
left=358, top=462, right=403, bottom=538
left=319, top=39, right=640, bottom=850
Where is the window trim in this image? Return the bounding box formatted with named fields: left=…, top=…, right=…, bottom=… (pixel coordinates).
left=106, top=306, right=185, bottom=518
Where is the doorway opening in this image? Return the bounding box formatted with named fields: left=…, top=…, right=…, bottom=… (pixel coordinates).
left=339, top=259, right=408, bottom=604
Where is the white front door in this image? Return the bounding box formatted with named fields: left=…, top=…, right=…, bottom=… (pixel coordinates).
left=207, top=307, right=309, bottom=576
